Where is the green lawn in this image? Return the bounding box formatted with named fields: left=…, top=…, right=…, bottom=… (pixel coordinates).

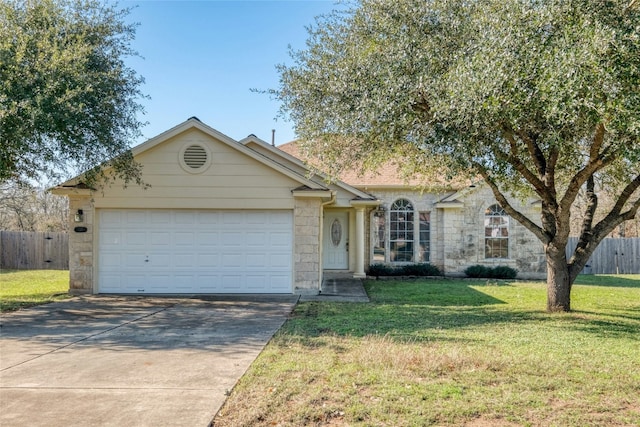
left=0, top=269, right=70, bottom=312
left=213, top=275, right=640, bottom=427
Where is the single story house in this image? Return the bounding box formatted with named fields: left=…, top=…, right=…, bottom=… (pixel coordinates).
left=53, top=118, right=545, bottom=295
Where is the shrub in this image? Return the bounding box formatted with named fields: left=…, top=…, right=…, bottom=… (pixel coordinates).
left=401, top=263, right=442, bottom=276
left=488, top=265, right=518, bottom=279
left=464, top=265, right=518, bottom=279
left=464, top=265, right=489, bottom=278
left=368, top=264, right=397, bottom=277
left=368, top=263, right=442, bottom=277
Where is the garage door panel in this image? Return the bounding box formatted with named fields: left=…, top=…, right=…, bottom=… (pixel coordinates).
left=246, top=253, right=266, bottom=266
left=174, top=211, right=196, bottom=224
left=174, top=253, right=196, bottom=267
left=125, top=232, right=146, bottom=246
left=270, top=253, right=292, bottom=268
left=246, top=232, right=266, bottom=246
left=98, top=209, right=292, bottom=294
left=221, top=232, right=242, bottom=246
left=175, top=232, right=195, bottom=245
left=222, top=212, right=242, bottom=225
left=197, top=212, right=220, bottom=224
left=150, top=231, right=171, bottom=246
left=270, top=232, right=291, bottom=247
left=197, top=253, right=219, bottom=266
left=126, top=211, right=146, bottom=224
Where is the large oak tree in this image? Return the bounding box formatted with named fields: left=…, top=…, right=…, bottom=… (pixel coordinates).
left=0, top=0, right=146, bottom=187
left=276, top=0, right=640, bottom=311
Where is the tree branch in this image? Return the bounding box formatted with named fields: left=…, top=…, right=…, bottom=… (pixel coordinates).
left=545, top=146, right=559, bottom=199
left=500, top=129, right=550, bottom=202
left=559, top=128, right=616, bottom=214
left=568, top=175, right=599, bottom=274
left=515, top=129, right=546, bottom=177
left=474, top=163, right=548, bottom=243
left=592, top=173, right=640, bottom=242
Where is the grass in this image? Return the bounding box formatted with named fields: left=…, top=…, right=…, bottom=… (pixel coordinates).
left=213, top=275, right=640, bottom=427
left=0, top=269, right=70, bottom=312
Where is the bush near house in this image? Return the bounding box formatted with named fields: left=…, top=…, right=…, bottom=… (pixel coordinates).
left=368, top=263, right=442, bottom=277
left=465, top=264, right=518, bottom=279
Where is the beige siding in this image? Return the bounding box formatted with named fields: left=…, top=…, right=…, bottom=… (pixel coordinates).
left=93, top=128, right=300, bottom=209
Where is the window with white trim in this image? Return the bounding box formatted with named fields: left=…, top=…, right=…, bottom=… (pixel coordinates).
left=390, top=199, right=414, bottom=262
left=484, top=204, right=509, bottom=258
left=419, top=212, right=431, bottom=262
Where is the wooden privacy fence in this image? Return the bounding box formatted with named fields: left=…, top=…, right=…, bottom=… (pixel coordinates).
left=0, top=231, right=69, bottom=270
left=567, top=237, right=640, bottom=274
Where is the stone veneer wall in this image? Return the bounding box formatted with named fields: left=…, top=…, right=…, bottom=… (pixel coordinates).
left=68, top=195, right=94, bottom=294
left=441, top=186, right=545, bottom=278
left=366, top=186, right=545, bottom=278
left=293, top=197, right=322, bottom=294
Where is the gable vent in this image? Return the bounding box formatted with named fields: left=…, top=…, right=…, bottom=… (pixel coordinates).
left=183, top=145, right=208, bottom=169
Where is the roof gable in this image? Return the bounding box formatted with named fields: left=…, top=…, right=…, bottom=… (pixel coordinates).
left=55, top=118, right=326, bottom=192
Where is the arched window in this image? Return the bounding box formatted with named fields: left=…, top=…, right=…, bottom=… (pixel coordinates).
left=485, top=204, right=509, bottom=258
left=390, top=199, right=414, bottom=262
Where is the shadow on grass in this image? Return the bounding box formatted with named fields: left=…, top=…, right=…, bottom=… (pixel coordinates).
left=283, top=279, right=640, bottom=345
left=565, top=313, right=640, bottom=341
left=284, top=280, right=541, bottom=341
left=573, top=274, right=640, bottom=288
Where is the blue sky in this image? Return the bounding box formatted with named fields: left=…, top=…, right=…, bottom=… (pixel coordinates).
left=122, top=0, right=341, bottom=146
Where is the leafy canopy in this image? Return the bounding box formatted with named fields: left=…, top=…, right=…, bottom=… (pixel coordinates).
left=277, top=0, right=640, bottom=311
left=0, top=0, right=146, bottom=187
left=278, top=0, right=640, bottom=202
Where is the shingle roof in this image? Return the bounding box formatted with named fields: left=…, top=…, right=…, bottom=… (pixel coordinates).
left=277, top=140, right=472, bottom=190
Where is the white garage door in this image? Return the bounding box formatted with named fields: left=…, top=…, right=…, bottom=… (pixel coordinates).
left=98, top=209, right=293, bottom=294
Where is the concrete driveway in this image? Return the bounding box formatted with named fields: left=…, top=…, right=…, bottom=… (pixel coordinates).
left=0, top=295, right=298, bottom=427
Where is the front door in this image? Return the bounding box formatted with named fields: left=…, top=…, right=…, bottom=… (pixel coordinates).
left=323, top=211, right=349, bottom=269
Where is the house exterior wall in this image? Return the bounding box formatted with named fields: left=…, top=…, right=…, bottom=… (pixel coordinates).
left=364, top=185, right=545, bottom=278
left=440, top=186, right=545, bottom=277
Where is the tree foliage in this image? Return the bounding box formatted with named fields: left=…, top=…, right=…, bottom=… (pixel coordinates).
left=277, top=0, right=640, bottom=311
left=0, top=0, right=146, bottom=187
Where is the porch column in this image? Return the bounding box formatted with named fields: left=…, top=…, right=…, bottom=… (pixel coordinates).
left=354, top=206, right=366, bottom=278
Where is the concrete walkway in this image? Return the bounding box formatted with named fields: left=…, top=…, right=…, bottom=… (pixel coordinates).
left=0, top=295, right=298, bottom=427
left=299, top=273, right=370, bottom=302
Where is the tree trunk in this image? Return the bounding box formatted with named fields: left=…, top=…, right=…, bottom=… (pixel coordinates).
left=545, top=242, right=572, bottom=312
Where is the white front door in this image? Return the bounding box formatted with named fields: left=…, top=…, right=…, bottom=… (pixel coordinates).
left=323, top=211, right=349, bottom=270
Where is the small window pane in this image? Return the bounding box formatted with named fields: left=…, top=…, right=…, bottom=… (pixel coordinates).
left=419, top=212, right=430, bottom=262
left=372, top=211, right=386, bottom=263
